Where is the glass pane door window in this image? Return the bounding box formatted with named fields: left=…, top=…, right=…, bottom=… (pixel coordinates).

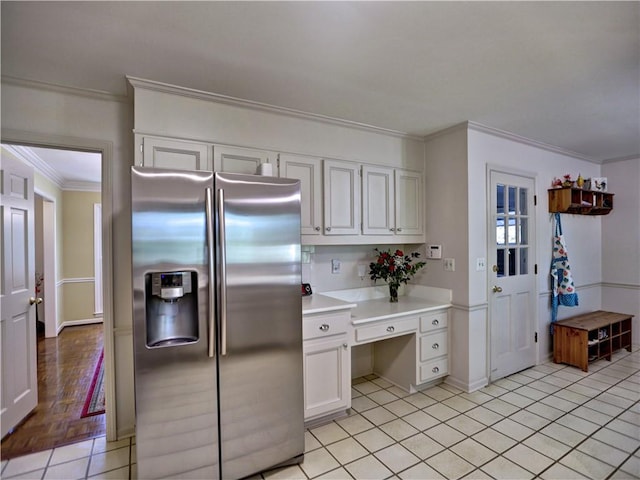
left=495, top=184, right=529, bottom=277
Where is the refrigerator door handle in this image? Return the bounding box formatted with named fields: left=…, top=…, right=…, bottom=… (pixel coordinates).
left=205, top=187, right=216, bottom=358
left=218, top=188, right=228, bottom=356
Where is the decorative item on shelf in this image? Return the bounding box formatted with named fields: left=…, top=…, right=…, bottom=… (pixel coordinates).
left=576, top=174, right=584, bottom=189
left=593, top=177, right=608, bottom=192
left=369, top=248, right=426, bottom=302
left=562, top=174, right=574, bottom=187
left=583, top=178, right=591, bottom=190
left=551, top=177, right=563, bottom=188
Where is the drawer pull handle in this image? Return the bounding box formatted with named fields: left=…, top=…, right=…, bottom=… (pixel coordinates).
left=432, top=319, right=439, bottom=326
left=387, top=326, right=395, bottom=333
left=319, top=324, right=330, bottom=332
left=432, top=343, right=439, bottom=350
left=432, top=366, right=440, bottom=373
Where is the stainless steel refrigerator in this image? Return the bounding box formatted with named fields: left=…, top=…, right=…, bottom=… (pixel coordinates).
left=131, top=167, right=304, bottom=479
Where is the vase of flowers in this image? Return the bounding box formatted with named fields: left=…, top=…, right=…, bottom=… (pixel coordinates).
left=369, top=248, right=426, bottom=302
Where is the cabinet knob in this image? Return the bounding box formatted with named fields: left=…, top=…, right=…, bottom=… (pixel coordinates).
left=432, top=366, right=440, bottom=373
left=315, top=226, right=321, bottom=231
left=432, top=319, right=439, bottom=326
left=432, top=343, right=439, bottom=350
left=386, top=326, right=395, bottom=333
left=326, top=227, right=331, bottom=232
left=343, top=343, right=348, bottom=349
left=389, top=228, right=395, bottom=232
left=397, top=228, right=402, bottom=232
left=319, top=324, right=330, bottom=332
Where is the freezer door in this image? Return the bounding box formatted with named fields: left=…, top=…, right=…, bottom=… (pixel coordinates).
left=215, top=172, right=304, bottom=478
left=131, top=166, right=219, bottom=479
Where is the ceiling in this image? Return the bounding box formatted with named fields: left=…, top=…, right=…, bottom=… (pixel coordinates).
left=2, top=1, right=639, bottom=164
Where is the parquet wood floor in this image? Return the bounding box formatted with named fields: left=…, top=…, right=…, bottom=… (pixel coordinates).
left=1, top=324, right=106, bottom=460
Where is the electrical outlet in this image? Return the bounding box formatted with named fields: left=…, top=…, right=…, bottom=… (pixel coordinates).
left=476, top=257, right=486, bottom=271
left=331, top=259, right=341, bottom=274
left=444, top=258, right=455, bottom=272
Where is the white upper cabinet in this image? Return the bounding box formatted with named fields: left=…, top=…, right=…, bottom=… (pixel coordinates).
left=362, top=166, right=423, bottom=236
left=395, top=169, right=423, bottom=235
left=323, top=159, right=360, bottom=235
left=213, top=145, right=276, bottom=175
left=362, top=165, right=395, bottom=235
left=141, top=136, right=211, bottom=171
left=279, top=154, right=323, bottom=236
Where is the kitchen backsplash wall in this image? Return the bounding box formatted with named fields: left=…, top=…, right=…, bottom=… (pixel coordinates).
left=305, top=244, right=427, bottom=293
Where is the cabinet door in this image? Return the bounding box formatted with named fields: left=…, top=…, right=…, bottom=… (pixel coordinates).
left=280, top=154, right=322, bottom=236
left=142, top=137, right=211, bottom=170
left=323, top=159, right=360, bottom=235
left=362, top=165, right=395, bottom=235
left=303, top=337, right=350, bottom=421
left=213, top=145, right=276, bottom=174
left=395, top=169, right=423, bottom=235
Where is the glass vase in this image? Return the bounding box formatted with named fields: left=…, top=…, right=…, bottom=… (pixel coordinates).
left=388, top=282, right=399, bottom=303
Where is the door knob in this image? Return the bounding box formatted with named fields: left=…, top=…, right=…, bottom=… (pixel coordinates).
left=30, top=297, right=43, bottom=305
left=492, top=286, right=503, bottom=293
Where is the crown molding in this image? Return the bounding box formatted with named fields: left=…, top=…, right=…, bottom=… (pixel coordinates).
left=602, top=154, right=640, bottom=164
left=126, top=76, right=423, bottom=141
left=424, top=121, right=601, bottom=164
left=467, top=121, right=599, bottom=163
left=1, top=75, right=130, bottom=104
left=1, top=144, right=100, bottom=192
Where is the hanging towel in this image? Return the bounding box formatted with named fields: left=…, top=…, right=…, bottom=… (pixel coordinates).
left=550, top=213, right=579, bottom=331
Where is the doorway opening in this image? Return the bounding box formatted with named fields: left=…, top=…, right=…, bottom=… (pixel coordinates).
left=1, top=144, right=106, bottom=458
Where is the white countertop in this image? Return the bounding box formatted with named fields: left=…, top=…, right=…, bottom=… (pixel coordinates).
left=302, top=294, right=357, bottom=315
left=302, top=285, right=451, bottom=324
left=347, top=296, right=449, bottom=324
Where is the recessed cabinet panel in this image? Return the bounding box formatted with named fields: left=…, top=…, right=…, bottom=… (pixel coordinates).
left=142, top=137, right=211, bottom=170
left=280, top=154, right=322, bottom=235
left=213, top=145, right=275, bottom=175
left=395, top=170, right=423, bottom=235
left=323, top=160, right=360, bottom=235
left=362, top=165, right=394, bottom=235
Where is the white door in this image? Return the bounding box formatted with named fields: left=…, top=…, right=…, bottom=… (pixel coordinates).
left=1, top=153, right=38, bottom=437
left=362, top=165, right=394, bottom=236
left=141, top=136, right=211, bottom=170
left=395, top=169, right=423, bottom=236
left=323, top=159, right=360, bottom=235
left=213, top=144, right=276, bottom=174
left=280, top=154, right=323, bottom=235
left=489, top=170, right=537, bottom=381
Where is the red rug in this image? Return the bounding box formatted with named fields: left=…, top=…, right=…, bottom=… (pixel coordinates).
left=81, top=350, right=105, bottom=417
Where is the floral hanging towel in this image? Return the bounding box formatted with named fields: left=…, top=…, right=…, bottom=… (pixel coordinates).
left=550, top=213, right=579, bottom=331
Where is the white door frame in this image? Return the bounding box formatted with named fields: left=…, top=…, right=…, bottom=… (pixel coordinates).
left=34, top=190, right=58, bottom=338
left=1, top=128, right=116, bottom=441
left=487, top=165, right=539, bottom=381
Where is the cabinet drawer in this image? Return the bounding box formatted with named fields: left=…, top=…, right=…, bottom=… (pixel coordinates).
left=420, top=331, right=448, bottom=362
left=355, top=317, right=418, bottom=343
left=303, top=311, right=350, bottom=340
left=420, top=311, right=448, bottom=333
left=420, top=357, right=448, bottom=383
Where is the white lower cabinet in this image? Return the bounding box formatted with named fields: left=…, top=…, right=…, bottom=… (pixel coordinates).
left=303, top=310, right=351, bottom=422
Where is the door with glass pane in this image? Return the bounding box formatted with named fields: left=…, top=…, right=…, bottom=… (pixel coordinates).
left=489, top=170, right=537, bottom=381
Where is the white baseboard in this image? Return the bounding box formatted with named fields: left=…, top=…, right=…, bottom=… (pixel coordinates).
left=57, top=317, right=104, bottom=334
left=445, top=374, right=489, bottom=393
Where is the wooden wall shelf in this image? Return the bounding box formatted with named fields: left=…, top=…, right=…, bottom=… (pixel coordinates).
left=548, top=187, right=614, bottom=215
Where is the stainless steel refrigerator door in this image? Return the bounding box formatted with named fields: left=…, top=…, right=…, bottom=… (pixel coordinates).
left=215, top=172, right=304, bottom=479
left=131, top=167, right=219, bottom=479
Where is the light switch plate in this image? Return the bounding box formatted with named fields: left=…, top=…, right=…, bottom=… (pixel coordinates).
left=444, top=258, right=455, bottom=272
left=331, top=259, right=341, bottom=274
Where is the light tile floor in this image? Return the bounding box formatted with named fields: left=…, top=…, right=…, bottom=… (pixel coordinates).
left=2, top=347, right=639, bottom=479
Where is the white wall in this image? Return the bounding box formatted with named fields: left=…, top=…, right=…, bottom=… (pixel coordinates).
left=423, top=124, right=616, bottom=391
left=602, top=157, right=640, bottom=344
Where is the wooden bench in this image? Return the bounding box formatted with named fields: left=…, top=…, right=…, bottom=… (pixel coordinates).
left=553, top=310, right=633, bottom=372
